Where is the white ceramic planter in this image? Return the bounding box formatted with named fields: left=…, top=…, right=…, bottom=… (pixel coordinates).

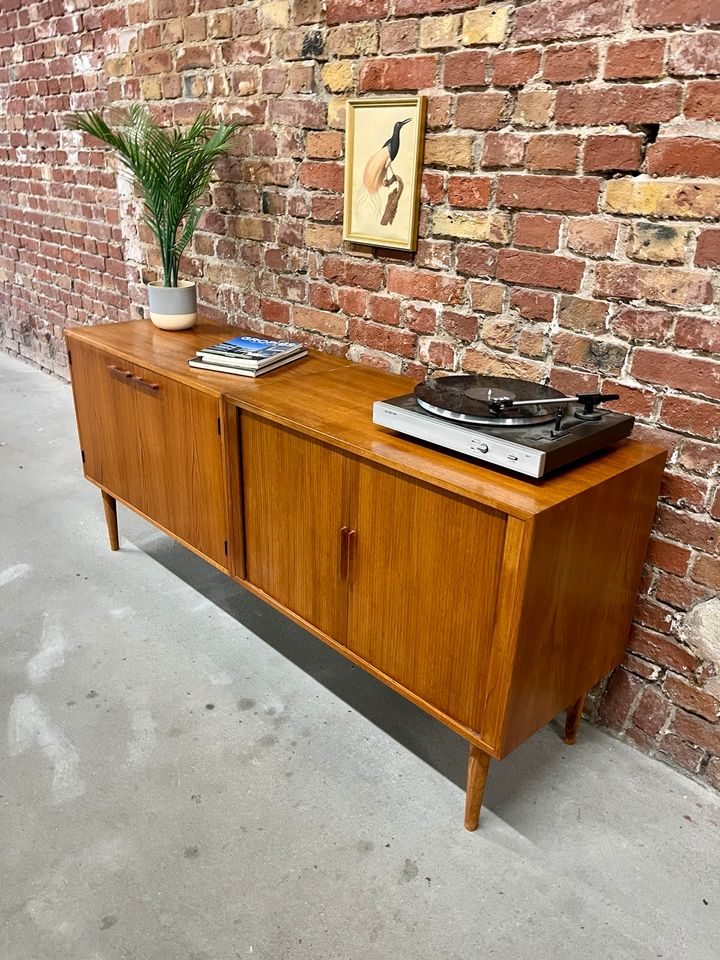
left=147, top=280, right=197, bottom=331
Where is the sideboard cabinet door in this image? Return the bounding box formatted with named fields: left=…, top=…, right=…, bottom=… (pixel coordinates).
left=130, top=364, right=228, bottom=568
left=241, top=414, right=349, bottom=643
left=69, top=339, right=227, bottom=568
left=69, top=340, right=146, bottom=512
left=347, top=462, right=508, bottom=732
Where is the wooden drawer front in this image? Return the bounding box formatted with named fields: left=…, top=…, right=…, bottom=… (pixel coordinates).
left=241, top=415, right=348, bottom=642
left=347, top=462, right=507, bottom=731
left=70, top=340, right=227, bottom=569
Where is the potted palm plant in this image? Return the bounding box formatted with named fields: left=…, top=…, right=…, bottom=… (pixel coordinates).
left=69, top=106, right=240, bottom=330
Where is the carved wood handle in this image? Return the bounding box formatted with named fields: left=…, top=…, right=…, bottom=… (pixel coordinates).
left=132, top=375, right=160, bottom=394
left=107, top=364, right=132, bottom=382
left=347, top=529, right=357, bottom=579
left=339, top=526, right=349, bottom=580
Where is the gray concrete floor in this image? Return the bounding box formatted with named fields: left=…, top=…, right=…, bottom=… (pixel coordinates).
left=0, top=350, right=718, bottom=960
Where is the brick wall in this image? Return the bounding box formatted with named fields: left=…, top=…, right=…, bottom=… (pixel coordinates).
left=0, top=0, right=129, bottom=377
left=1, top=0, right=719, bottom=789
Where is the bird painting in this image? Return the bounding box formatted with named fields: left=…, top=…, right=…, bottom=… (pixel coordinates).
left=344, top=96, right=426, bottom=251
left=353, top=117, right=413, bottom=227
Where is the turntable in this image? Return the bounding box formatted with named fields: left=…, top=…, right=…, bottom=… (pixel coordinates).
left=372, top=375, right=635, bottom=478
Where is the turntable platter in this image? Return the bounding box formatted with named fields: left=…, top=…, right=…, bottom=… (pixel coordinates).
left=414, top=375, right=566, bottom=426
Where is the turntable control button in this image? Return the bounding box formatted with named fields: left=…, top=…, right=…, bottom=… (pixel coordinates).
left=477, top=443, right=488, bottom=454
left=507, top=455, right=519, bottom=461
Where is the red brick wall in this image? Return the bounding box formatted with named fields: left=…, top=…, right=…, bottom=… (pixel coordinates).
left=1, top=1, right=719, bottom=788
left=0, top=0, right=129, bottom=377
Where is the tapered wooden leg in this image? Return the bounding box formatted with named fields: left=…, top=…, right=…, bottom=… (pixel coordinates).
left=101, top=491, right=119, bottom=551
left=563, top=694, right=586, bottom=745
left=464, top=744, right=491, bottom=832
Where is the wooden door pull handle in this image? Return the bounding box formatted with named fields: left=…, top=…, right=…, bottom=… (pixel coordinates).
left=132, top=375, right=160, bottom=394
left=340, top=526, right=349, bottom=580
left=107, top=364, right=132, bottom=382
left=347, top=529, right=357, bottom=573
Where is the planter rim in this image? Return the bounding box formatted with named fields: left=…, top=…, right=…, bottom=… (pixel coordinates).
left=147, top=279, right=196, bottom=289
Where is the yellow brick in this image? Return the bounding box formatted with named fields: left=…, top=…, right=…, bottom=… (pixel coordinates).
left=481, top=317, right=516, bottom=350
left=594, top=262, right=712, bottom=307
left=462, top=5, right=510, bottom=46
left=305, top=223, right=343, bottom=251
left=260, top=0, right=289, bottom=28
left=208, top=12, right=232, bottom=39
left=162, top=19, right=183, bottom=44
left=605, top=179, right=720, bottom=219
left=234, top=76, right=257, bottom=96
left=140, top=77, right=162, bottom=99
left=628, top=222, right=687, bottom=264
left=327, top=23, right=378, bottom=57
left=106, top=55, right=131, bottom=77
left=419, top=14, right=460, bottom=50
left=462, top=348, right=545, bottom=380
left=234, top=217, right=268, bottom=241
left=514, top=90, right=555, bottom=127
left=431, top=210, right=510, bottom=243
left=206, top=263, right=254, bottom=288
left=322, top=60, right=354, bottom=93
left=424, top=135, right=474, bottom=169
left=328, top=96, right=346, bottom=130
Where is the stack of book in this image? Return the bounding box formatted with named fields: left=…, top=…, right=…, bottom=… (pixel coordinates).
left=188, top=335, right=307, bottom=378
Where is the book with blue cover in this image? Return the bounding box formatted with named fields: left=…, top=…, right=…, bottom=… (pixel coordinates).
left=188, top=350, right=307, bottom=377
left=197, top=335, right=304, bottom=369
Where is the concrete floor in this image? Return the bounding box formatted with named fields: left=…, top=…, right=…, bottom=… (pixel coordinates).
left=0, top=350, right=718, bottom=960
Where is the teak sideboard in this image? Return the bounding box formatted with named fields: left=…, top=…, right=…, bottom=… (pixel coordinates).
left=66, top=320, right=667, bottom=831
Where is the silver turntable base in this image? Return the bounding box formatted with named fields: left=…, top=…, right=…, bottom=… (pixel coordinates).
left=373, top=394, right=635, bottom=478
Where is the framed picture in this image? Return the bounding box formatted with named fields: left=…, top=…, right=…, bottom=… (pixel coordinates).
left=343, top=96, right=427, bottom=252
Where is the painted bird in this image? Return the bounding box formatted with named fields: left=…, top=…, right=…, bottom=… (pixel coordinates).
left=355, top=118, right=412, bottom=222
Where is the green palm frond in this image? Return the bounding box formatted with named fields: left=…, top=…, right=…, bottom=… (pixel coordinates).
left=68, top=107, right=241, bottom=287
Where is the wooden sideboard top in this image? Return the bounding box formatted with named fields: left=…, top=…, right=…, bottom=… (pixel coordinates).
left=66, top=318, right=667, bottom=520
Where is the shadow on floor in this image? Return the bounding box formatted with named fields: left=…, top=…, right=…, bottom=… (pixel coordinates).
left=127, top=521, right=570, bottom=816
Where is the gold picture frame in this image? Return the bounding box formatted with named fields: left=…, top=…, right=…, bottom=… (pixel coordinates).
left=343, top=96, right=427, bottom=252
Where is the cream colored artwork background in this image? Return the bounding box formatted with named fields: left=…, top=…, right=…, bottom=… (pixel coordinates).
left=347, top=102, right=422, bottom=246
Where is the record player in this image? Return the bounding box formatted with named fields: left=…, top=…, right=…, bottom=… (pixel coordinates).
left=372, top=375, right=635, bottom=478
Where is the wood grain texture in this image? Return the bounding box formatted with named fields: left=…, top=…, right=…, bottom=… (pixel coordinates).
left=348, top=461, right=507, bottom=732
left=564, top=694, right=586, bottom=746
left=226, top=363, right=666, bottom=521
left=67, top=320, right=665, bottom=521
left=465, top=746, right=491, bottom=832
left=231, top=571, right=497, bottom=752
left=68, top=337, right=228, bottom=569
left=498, top=450, right=667, bottom=758
left=87, top=477, right=230, bottom=575
left=66, top=320, right=345, bottom=397
left=222, top=403, right=245, bottom=581
left=241, top=413, right=349, bottom=641
left=476, top=516, right=535, bottom=751
left=131, top=362, right=228, bottom=568
left=69, top=340, right=147, bottom=510
left=67, top=318, right=668, bottom=827
left=101, top=491, right=119, bottom=551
